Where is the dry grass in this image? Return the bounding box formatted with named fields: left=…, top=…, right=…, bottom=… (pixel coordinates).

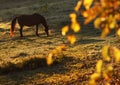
left=0, top=0, right=120, bottom=85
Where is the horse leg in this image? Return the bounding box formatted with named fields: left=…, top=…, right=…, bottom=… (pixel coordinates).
left=20, top=26, right=23, bottom=37
left=45, top=28, right=49, bottom=37
left=36, top=25, right=39, bottom=36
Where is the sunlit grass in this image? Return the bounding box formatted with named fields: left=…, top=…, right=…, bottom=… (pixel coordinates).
left=0, top=22, right=11, bottom=29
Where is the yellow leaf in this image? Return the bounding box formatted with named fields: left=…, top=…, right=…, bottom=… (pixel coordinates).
left=46, top=53, right=53, bottom=65
left=69, top=13, right=77, bottom=23
left=117, top=28, right=120, bottom=36
left=74, top=1, right=82, bottom=12
left=94, top=18, right=101, bottom=29
left=102, top=46, right=111, bottom=61
left=82, top=11, right=88, bottom=18
left=83, top=0, right=94, bottom=10
left=96, top=60, right=103, bottom=73
left=69, top=13, right=76, bottom=19
left=109, top=20, right=116, bottom=29
left=62, top=25, right=69, bottom=36
left=90, top=73, right=101, bottom=80
left=67, top=35, right=76, bottom=45
left=107, top=65, right=113, bottom=71
left=108, top=15, right=116, bottom=29
left=113, top=47, right=120, bottom=62
left=71, top=22, right=80, bottom=32
left=89, top=79, right=96, bottom=85
left=101, top=25, right=110, bottom=38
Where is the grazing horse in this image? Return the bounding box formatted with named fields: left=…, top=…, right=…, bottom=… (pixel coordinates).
left=10, top=13, right=49, bottom=37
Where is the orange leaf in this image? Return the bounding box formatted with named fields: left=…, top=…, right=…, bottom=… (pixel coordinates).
left=67, top=35, right=76, bottom=45
left=82, top=11, right=88, bottom=18
left=84, top=17, right=93, bottom=25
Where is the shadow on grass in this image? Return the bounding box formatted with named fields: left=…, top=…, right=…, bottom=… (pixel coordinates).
left=11, top=52, right=29, bottom=58
left=76, top=38, right=105, bottom=45
left=0, top=55, right=96, bottom=85
left=0, top=28, right=6, bottom=32
left=0, top=56, right=76, bottom=84
left=0, top=56, right=76, bottom=75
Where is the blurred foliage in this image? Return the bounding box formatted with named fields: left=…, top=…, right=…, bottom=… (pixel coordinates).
left=82, top=0, right=120, bottom=38
left=46, top=44, right=66, bottom=65
left=61, top=0, right=120, bottom=84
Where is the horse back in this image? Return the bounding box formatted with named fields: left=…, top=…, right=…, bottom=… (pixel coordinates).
left=17, top=13, right=46, bottom=26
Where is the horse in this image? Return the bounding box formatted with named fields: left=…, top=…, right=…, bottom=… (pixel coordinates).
left=10, top=13, right=49, bottom=37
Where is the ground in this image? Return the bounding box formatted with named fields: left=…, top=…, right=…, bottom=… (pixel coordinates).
left=0, top=0, right=120, bottom=85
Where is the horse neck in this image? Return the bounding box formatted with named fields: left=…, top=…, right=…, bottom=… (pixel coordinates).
left=41, top=20, right=48, bottom=29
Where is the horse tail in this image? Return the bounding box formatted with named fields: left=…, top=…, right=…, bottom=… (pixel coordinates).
left=10, top=17, right=17, bottom=36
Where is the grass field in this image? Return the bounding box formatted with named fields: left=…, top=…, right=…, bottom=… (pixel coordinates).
left=0, top=0, right=120, bottom=84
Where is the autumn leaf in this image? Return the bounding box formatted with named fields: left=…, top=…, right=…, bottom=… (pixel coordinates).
left=74, top=1, right=82, bottom=12
left=89, top=79, right=96, bottom=85
left=103, top=71, right=111, bottom=81
left=96, top=60, right=103, bottom=73
left=71, top=22, right=81, bottom=32
left=90, top=73, right=101, bottom=80
left=67, top=34, right=76, bottom=45
left=109, top=20, right=116, bottom=29
left=107, top=65, right=113, bottom=72
left=94, top=18, right=101, bottom=29
left=108, top=15, right=116, bottom=29
left=46, top=53, right=53, bottom=65
left=117, top=28, right=120, bottom=36
left=62, top=25, right=69, bottom=36
left=84, top=17, right=94, bottom=25
left=82, top=11, right=88, bottom=18
left=101, top=25, right=110, bottom=38
left=100, top=0, right=108, bottom=7
left=69, top=13, right=77, bottom=23
left=102, top=45, right=111, bottom=61
left=112, top=47, right=120, bottom=62
left=83, top=0, right=94, bottom=10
